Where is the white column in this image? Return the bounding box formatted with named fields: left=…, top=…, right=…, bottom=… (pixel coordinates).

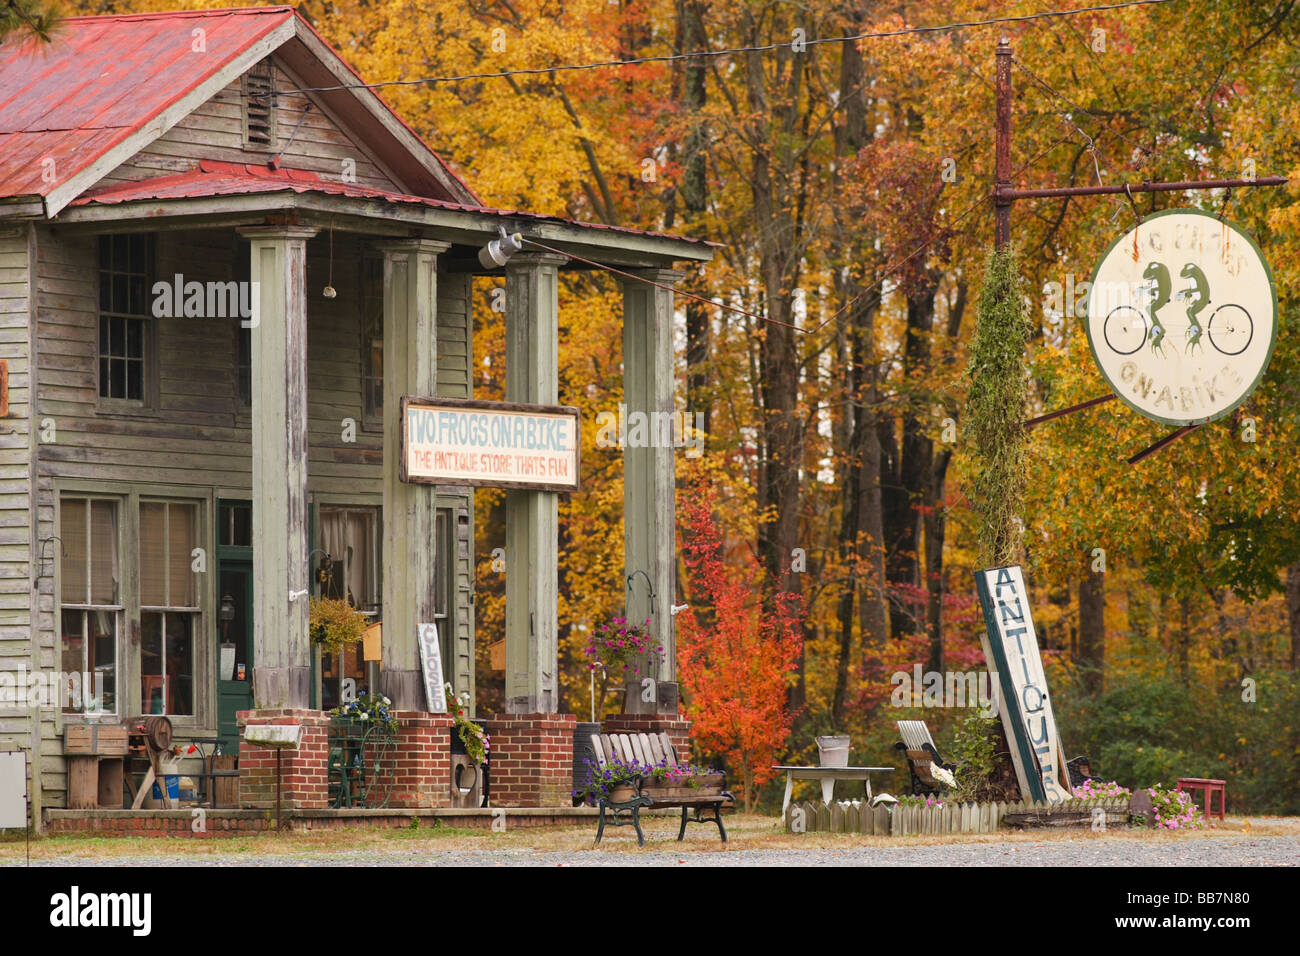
left=622, top=270, right=683, bottom=712
left=240, top=225, right=317, bottom=710
left=379, top=239, right=451, bottom=711
left=503, top=252, right=566, bottom=714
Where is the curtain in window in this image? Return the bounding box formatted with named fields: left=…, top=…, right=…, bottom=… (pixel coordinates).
left=139, top=502, right=166, bottom=606
left=319, top=510, right=375, bottom=610
left=61, top=499, right=87, bottom=604
left=169, top=504, right=197, bottom=607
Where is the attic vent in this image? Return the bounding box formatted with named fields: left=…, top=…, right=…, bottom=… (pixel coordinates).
left=242, top=60, right=276, bottom=149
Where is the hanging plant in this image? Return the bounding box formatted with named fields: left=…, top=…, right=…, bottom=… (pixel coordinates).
left=309, top=597, right=367, bottom=656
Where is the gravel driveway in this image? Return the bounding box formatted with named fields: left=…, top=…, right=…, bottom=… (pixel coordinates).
left=17, top=835, right=1299, bottom=867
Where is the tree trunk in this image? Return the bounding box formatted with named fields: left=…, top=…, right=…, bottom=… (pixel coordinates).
left=1288, top=562, right=1300, bottom=671
left=1077, top=571, right=1105, bottom=694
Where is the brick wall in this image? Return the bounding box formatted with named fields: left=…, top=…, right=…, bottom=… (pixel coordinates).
left=237, top=709, right=330, bottom=810
left=603, top=715, right=692, bottom=765
left=481, top=713, right=576, bottom=807
left=389, top=712, right=453, bottom=809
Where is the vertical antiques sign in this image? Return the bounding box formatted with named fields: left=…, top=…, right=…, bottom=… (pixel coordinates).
left=974, top=565, right=1073, bottom=804
left=1085, top=208, right=1277, bottom=426
left=401, top=396, right=580, bottom=492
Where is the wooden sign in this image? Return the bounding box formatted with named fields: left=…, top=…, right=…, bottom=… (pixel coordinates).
left=417, top=622, right=447, bottom=713
left=362, top=621, right=382, bottom=662
left=401, top=396, right=581, bottom=492
left=974, top=565, right=1073, bottom=804
left=0, top=751, right=25, bottom=829
left=1086, top=209, right=1276, bottom=426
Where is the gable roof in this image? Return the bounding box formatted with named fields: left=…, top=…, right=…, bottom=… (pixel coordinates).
left=0, top=7, right=478, bottom=216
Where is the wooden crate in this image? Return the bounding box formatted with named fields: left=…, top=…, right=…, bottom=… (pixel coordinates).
left=64, top=724, right=128, bottom=756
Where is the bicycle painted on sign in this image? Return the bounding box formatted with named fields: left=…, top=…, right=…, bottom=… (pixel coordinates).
left=1102, top=260, right=1254, bottom=358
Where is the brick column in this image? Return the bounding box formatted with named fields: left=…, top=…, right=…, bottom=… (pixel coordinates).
left=236, top=709, right=329, bottom=810
left=389, top=712, right=454, bottom=808
left=603, top=715, right=693, bottom=765
left=482, top=713, right=576, bottom=807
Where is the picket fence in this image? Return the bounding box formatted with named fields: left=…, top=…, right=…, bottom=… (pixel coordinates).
left=783, top=796, right=1131, bottom=835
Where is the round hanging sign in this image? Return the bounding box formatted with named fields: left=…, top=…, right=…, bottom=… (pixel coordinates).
left=1085, top=208, right=1276, bottom=426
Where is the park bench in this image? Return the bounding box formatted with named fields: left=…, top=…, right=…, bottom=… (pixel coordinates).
left=590, top=731, right=734, bottom=846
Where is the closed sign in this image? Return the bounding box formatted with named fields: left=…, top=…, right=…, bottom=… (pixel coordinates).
left=1086, top=209, right=1276, bottom=426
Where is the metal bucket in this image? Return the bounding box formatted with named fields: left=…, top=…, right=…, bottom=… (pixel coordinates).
left=816, top=735, right=850, bottom=767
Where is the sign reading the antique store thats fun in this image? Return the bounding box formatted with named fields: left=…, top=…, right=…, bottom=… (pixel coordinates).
left=974, top=565, right=1073, bottom=805
left=1086, top=208, right=1276, bottom=426
left=401, top=397, right=581, bottom=492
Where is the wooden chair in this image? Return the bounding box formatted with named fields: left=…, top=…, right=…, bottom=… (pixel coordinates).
left=894, top=720, right=958, bottom=796
left=589, top=731, right=733, bottom=846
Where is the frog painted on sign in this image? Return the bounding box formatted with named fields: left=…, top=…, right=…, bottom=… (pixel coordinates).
left=1178, top=262, right=1210, bottom=355
left=1142, top=261, right=1172, bottom=357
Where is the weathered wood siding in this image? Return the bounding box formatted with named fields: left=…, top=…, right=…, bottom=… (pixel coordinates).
left=32, top=224, right=475, bottom=802
left=100, top=57, right=404, bottom=193
left=0, top=223, right=52, bottom=819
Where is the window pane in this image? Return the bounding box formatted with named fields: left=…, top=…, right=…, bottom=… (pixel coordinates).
left=112, top=274, right=129, bottom=313
left=168, top=503, right=197, bottom=607
left=110, top=358, right=125, bottom=398
left=126, top=318, right=142, bottom=358
left=141, top=612, right=164, bottom=714
left=90, top=500, right=119, bottom=604
left=318, top=508, right=378, bottom=611
left=139, top=502, right=166, bottom=606
left=60, top=498, right=87, bottom=604
left=89, top=610, right=117, bottom=713
left=434, top=510, right=449, bottom=617
left=127, top=359, right=142, bottom=401
left=165, top=612, right=195, bottom=715
left=233, top=503, right=251, bottom=546
left=60, top=609, right=84, bottom=713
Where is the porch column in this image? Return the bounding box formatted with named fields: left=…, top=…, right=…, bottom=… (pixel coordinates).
left=621, top=270, right=683, bottom=712
left=239, top=225, right=318, bottom=709
left=504, top=252, right=567, bottom=714
left=379, top=239, right=451, bottom=711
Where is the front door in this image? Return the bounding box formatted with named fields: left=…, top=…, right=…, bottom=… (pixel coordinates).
left=216, top=560, right=253, bottom=749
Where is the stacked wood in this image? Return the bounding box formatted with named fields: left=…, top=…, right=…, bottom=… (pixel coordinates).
left=784, top=796, right=1132, bottom=835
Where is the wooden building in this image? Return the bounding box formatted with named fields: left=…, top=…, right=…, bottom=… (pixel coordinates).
left=0, top=7, right=710, bottom=818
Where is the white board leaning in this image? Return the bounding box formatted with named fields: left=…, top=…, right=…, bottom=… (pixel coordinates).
left=1085, top=208, right=1277, bottom=426
left=974, top=565, right=1073, bottom=805
left=418, top=622, right=447, bottom=713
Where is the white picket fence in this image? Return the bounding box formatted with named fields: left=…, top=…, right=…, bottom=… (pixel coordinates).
left=783, top=796, right=1131, bottom=835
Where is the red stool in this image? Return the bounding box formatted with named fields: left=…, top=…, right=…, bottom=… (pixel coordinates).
left=1176, top=777, right=1226, bottom=822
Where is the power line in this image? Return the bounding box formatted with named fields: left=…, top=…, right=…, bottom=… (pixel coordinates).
left=276, top=0, right=1178, bottom=97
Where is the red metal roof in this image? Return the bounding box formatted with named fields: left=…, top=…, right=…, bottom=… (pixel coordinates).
left=0, top=7, right=296, bottom=200
left=73, top=160, right=716, bottom=248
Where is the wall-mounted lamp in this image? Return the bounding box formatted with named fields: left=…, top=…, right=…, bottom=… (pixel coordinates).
left=478, top=226, right=524, bottom=270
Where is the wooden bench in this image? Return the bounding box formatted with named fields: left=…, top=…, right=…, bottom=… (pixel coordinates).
left=590, top=731, right=733, bottom=846
left=1177, top=777, right=1227, bottom=822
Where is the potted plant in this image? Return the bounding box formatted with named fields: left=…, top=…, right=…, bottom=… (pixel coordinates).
left=573, top=751, right=647, bottom=805
left=444, top=683, right=489, bottom=765
left=309, top=596, right=367, bottom=656
left=329, top=692, right=397, bottom=733
left=583, top=616, right=662, bottom=715
left=642, top=759, right=723, bottom=798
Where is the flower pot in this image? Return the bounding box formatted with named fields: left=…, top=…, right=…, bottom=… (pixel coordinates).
left=816, top=735, right=850, bottom=767
left=608, top=784, right=636, bottom=803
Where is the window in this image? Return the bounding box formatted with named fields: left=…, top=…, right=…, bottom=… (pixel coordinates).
left=139, top=501, right=200, bottom=716
left=60, top=497, right=120, bottom=714
left=218, top=500, right=252, bottom=547
left=317, top=507, right=380, bottom=613
left=317, top=506, right=380, bottom=711
left=361, top=257, right=384, bottom=424
left=97, top=234, right=151, bottom=402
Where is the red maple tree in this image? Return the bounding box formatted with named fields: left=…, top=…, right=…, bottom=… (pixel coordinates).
left=676, top=468, right=804, bottom=811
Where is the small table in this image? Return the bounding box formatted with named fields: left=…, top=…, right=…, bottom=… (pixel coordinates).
left=773, top=765, right=895, bottom=814
left=1176, top=777, right=1226, bottom=822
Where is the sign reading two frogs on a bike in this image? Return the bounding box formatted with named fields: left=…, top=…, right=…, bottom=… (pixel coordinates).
left=1085, top=208, right=1277, bottom=426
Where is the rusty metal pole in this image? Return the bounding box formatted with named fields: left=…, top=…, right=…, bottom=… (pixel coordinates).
left=995, top=37, right=1013, bottom=249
